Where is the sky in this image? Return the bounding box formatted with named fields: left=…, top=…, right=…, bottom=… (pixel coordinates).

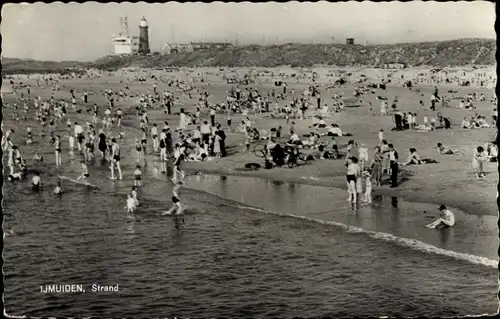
left=1, top=1, right=495, bottom=62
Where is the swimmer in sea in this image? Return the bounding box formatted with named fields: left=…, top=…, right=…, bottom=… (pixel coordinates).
left=54, top=181, right=63, bottom=195
left=162, top=183, right=184, bottom=216
left=32, top=171, right=42, bottom=192
left=425, top=205, right=456, bottom=229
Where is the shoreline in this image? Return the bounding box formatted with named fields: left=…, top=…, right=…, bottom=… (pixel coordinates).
left=183, top=164, right=496, bottom=217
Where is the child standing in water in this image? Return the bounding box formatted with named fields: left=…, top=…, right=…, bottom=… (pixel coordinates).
left=133, top=165, right=142, bottom=187
left=125, top=194, right=136, bottom=213
left=131, top=186, right=139, bottom=207
left=54, top=181, right=63, bottom=195
left=362, top=169, right=373, bottom=204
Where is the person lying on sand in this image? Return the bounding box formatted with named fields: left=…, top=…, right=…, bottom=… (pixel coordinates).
left=327, top=124, right=342, bottom=137
left=436, top=143, right=455, bottom=155
left=461, top=117, right=473, bottom=129
left=425, top=205, right=455, bottom=229
left=484, top=142, right=498, bottom=162
left=415, top=124, right=433, bottom=131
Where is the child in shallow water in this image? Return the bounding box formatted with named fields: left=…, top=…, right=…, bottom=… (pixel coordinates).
left=362, top=169, right=372, bottom=204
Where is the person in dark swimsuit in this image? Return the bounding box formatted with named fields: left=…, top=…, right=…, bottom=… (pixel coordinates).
left=98, top=130, right=107, bottom=159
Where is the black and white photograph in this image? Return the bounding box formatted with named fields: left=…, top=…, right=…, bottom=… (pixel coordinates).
left=1, top=1, right=498, bottom=317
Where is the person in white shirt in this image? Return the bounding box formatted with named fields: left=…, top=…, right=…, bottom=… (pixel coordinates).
left=472, top=146, right=487, bottom=179
left=200, top=121, right=211, bottom=151
left=74, top=122, right=84, bottom=151
left=358, top=143, right=369, bottom=171
left=327, top=124, right=342, bottom=137
left=362, top=169, right=372, bottom=204
left=425, top=205, right=456, bottom=228
left=125, top=194, right=137, bottom=213
left=32, top=171, right=42, bottom=192
left=290, top=132, right=300, bottom=142
left=68, top=135, right=75, bottom=151
left=179, top=108, right=188, bottom=131
left=407, top=113, right=413, bottom=130
left=378, top=129, right=384, bottom=145
left=54, top=181, right=63, bottom=195
left=151, top=124, right=159, bottom=152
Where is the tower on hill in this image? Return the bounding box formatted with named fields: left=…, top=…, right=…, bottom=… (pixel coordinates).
left=138, top=17, right=151, bottom=55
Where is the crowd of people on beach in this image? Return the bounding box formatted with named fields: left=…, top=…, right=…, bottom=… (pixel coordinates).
left=2, top=68, right=497, bottom=229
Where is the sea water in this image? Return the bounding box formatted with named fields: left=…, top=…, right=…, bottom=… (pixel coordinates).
left=3, top=160, right=498, bottom=317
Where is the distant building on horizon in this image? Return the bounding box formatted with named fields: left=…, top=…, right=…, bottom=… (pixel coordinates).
left=346, top=38, right=355, bottom=45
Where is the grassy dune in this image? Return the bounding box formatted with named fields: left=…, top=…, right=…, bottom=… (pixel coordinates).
left=3, top=38, right=495, bottom=74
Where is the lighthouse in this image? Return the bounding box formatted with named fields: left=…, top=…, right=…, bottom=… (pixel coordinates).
left=138, top=17, right=151, bottom=55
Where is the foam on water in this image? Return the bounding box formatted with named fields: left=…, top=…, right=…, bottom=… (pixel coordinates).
left=236, top=205, right=498, bottom=269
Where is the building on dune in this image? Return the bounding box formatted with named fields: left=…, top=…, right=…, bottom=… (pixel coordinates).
left=190, top=42, right=234, bottom=51
left=162, top=43, right=194, bottom=54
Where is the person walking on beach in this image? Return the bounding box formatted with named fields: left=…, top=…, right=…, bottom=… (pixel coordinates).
left=110, top=138, right=123, bottom=180
left=388, top=144, right=399, bottom=188
left=151, top=123, right=159, bottom=153
left=425, top=205, right=455, bottom=229
left=472, top=146, right=487, bottom=179
left=179, top=108, right=188, bottom=131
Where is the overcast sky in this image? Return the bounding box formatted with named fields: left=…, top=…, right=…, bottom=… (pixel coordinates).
left=1, top=1, right=495, bottom=62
